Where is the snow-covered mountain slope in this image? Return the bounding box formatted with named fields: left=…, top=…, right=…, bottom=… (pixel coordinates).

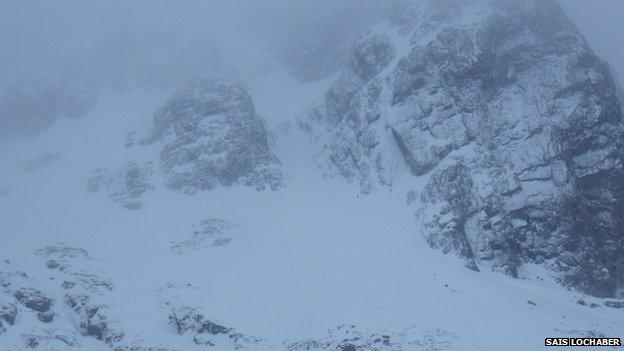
left=0, top=0, right=623, bottom=350
left=306, top=0, right=624, bottom=298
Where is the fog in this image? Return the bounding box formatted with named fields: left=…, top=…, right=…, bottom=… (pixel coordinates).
left=0, top=1, right=622, bottom=84
left=559, top=0, right=624, bottom=80
left=0, top=1, right=623, bottom=348
left=0, top=0, right=622, bottom=138
left=0, top=0, right=387, bottom=83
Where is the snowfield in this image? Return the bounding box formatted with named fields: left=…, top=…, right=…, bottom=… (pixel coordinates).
left=0, top=65, right=621, bottom=351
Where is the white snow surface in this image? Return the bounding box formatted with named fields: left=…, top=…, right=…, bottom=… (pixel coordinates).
left=0, top=54, right=622, bottom=351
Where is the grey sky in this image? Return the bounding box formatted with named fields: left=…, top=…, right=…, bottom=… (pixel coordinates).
left=0, top=1, right=622, bottom=86
left=559, top=0, right=624, bottom=80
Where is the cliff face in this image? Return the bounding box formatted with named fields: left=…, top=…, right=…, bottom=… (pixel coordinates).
left=144, top=79, right=283, bottom=194
left=311, top=0, right=624, bottom=297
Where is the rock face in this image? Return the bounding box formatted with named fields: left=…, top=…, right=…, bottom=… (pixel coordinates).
left=143, top=79, right=282, bottom=194
left=310, top=0, right=624, bottom=297
left=309, top=30, right=404, bottom=193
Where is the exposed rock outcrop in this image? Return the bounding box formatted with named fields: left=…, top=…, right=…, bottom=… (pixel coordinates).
left=143, top=79, right=282, bottom=194
left=310, top=0, right=624, bottom=297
